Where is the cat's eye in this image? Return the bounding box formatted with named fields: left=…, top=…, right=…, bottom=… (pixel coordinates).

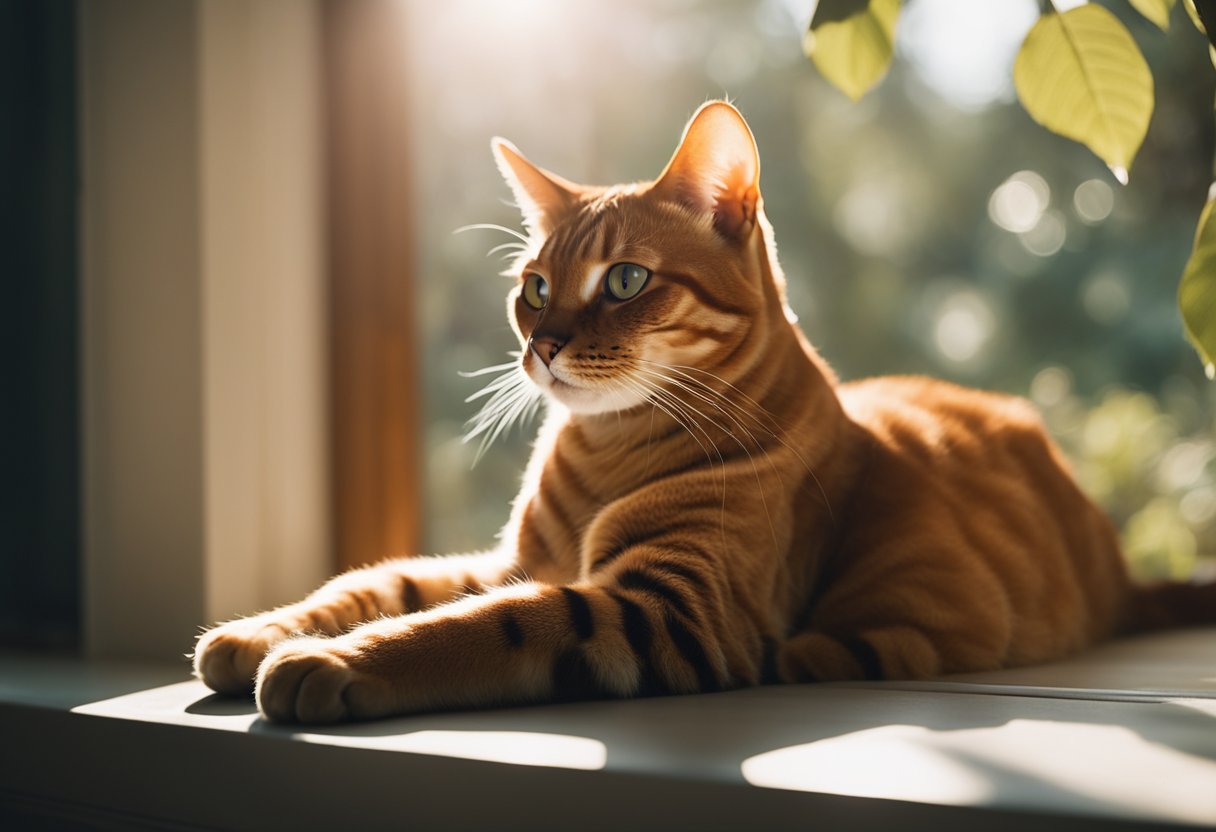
left=605, top=263, right=650, bottom=301
left=522, top=273, right=549, bottom=310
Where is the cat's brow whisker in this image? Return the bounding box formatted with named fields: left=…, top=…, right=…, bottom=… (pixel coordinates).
left=453, top=223, right=530, bottom=244
left=486, top=241, right=528, bottom=259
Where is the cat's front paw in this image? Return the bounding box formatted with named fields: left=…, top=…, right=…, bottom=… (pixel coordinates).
left=256, top=637, right=390, bottom=724
left=194, top=617, right=293, bottom=695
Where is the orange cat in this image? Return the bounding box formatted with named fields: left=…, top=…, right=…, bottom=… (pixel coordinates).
left=194, top=101, right=1216, bottom=723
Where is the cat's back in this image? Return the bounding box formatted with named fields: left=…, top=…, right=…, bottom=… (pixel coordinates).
left=837, top=374, right=1047, bottom=463
left=835, top=373, right=1086, bottom=525
left=821, top=374, right=1129, bottom=663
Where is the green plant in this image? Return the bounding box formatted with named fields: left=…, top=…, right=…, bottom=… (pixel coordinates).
left=804, top=0, right=1216, bottom=374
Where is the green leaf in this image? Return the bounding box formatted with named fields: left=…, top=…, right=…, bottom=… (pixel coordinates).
left=811, top=0, right=870, bottom=26
left=1179, top=189, right=1216, bottom=376
left=1186, top=0, right=1207, bottom=34
left=803, top=0, right=900, bottom=102
left=1129, top=0, right=1175, bottom=30
left=1192, top=0, right=1216, bottom=48
left=1014, top=5, right=1154, bottom=183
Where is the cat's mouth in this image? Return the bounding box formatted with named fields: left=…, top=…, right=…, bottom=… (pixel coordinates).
left=527, top=360, right=645, bottom=415
left=530, top=361, right=585, bottom=395
left=534, top=366, right=599, bottom=412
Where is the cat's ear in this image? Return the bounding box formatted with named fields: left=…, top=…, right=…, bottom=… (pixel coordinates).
left=652, top=102, right=761, bottom=240
left=492, top=138, right=579, bottom=237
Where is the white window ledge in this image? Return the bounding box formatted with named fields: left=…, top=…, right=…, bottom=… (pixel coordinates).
left=3, top=628, right=1215, bottom=830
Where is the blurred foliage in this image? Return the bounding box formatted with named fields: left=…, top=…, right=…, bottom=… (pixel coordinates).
left=1013, top=4, right=1153, bottom=181
left=1180, top=194, right=1216, bottom=371
left=1128, top=0, right=1174, bottom=32
left=809, top=0, right=1216, bottom=382
left=405, top=0, right=1216, bottom=581
left=804, top=0, right=899, bottom=100
left=1040, top=379, right=1216, bottom=580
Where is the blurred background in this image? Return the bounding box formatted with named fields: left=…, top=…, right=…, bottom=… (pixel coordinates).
left=3, top=0, right=1213, bottom=657
left=416, top=0, right=1216, bottom=583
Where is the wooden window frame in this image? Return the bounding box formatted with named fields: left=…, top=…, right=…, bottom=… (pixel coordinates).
left=323, top=0, right=420, bottom=570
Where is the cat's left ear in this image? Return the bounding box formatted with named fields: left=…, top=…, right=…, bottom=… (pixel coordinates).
left=492, top=138, right=579, bottom=237
left=651, top=102, right=761, bottom=240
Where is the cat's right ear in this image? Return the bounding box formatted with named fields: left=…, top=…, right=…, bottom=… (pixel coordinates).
left=651, top=102, right=761, bottom=241
left=491, top=138, right=578, bottom=238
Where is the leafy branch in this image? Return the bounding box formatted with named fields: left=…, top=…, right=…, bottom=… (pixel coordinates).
left=804, top=0, right=1216, bottom=375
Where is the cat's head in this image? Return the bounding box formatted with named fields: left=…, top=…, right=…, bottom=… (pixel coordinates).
left=493, top=102, right=787, bottom=416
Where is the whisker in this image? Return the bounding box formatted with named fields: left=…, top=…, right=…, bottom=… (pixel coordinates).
left=633, top=357, right=836, bottom=525
left=635, top=358, right=783, bottom=436
left=486, top=241, right=528, bottom=259
left=622, top=376, right=716, bottom=470
left=633, top=366, right=763, bottom=452
left=453, top=223, right=530, bottom=243
left=615, top=374, right=735, bottom=563
left=461, top=356, right=542, bottom=466
left=469, top=390, right=538, bottom=465
left=642, top=380, right=732, bottom=564
left=632, top=366, right=780, bottom=553
left=465, top=371, right=530, bottom=402
left=459, top=354, right=523, bottom=378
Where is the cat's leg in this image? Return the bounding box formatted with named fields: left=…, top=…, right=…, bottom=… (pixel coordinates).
left=255, top=549, right=748, bottom=723
left=776, top=627, right=947, bottom=682
left=194, top=549, right=520, bottom=695
left=776, top=600, right=1010, bottom=682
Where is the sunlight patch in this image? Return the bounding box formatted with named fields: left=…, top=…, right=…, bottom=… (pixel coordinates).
left=297, top=729, right=607, bottom=770
left=741, top=724, right=991, bottom=804
left=742, top=719, right=1216, bottom=824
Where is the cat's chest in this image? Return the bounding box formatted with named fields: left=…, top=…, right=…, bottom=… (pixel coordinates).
left=515, top=440, right=649, bottom=576
left=513, top=415, right=721, bottom=577
left=532, top=450, right=613, bottom=538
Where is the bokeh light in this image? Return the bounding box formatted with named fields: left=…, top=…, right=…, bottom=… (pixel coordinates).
left=1021, top=209, right=1066, bottom=257
left=988, top=171, right=1050, bottom=233
left=406, top=0, right=1216, bottom=582
left=1074, top=178, right=1115, bottom=224
left=1080, top=268, right=1131, bottom=325
left=899, top=0, right=1039, bottom=111
left=934, top=291, right=995, bottom=364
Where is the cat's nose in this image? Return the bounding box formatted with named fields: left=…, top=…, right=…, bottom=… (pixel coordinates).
left=530, top=335, right=565, bottom=367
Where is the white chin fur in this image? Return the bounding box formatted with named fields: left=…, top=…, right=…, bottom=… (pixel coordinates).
left=525, top=363, right=647, bottom=415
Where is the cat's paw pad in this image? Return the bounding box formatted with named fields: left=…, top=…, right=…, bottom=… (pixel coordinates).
left=256, top=638, right=381, bottom=724
left=194, top=618, right=292, bottom=695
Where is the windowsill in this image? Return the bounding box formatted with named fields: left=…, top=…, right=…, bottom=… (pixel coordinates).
left=3, top=629, right=1215, bottom=830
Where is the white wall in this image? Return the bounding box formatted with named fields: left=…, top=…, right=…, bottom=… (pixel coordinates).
left=80, top=0, right=329, bottom=660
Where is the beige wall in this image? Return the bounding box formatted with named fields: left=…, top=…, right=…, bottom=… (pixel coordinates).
left=200, top=1, right=329, bottom=624
left=81, top=0, right=329, bottom=660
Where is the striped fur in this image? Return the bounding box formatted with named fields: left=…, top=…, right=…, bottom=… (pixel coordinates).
left=194, top=102, right=1216, bottom=723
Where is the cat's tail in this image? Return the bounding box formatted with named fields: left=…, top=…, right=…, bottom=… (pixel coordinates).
left=1123, top=579, right=1216, bottom=633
